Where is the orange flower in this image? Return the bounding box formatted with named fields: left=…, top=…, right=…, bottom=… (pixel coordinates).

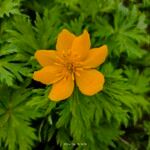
left=33, top=29, right=108, bottom=101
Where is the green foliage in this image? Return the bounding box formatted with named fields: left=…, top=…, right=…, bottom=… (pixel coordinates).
left=0, top=22, right=30, bottom=86
left=0, top=8, right=62, bottom=85
left=144, top=121, right=150, bottom=150
left=7, top=8, right=61, bottom=55
left=93, top=4, right=148, bottom=58
left=0, top=85, right=40, bottom=150
left=56, top=0, right=117, bottom=18
left=0, top=0, right=149, bottom=150
left=0, top=56, right=29, bottom=86
left=124, top=67, right=150, bottom=94
left=0, top=0, right=21, bottom=18
left=55, top=88, right=124, bottom=150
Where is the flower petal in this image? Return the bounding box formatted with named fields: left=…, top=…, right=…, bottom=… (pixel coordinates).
left=35, top=50, right=57, bottom=67
left=33, top=66, right=62, bottom=85
left=76, top=69, right=104, bottom=95
left=56, top=29, right=76, bottom=51
left=71, top=30, right=90, bottom=60
left=49, top=76, right=74, bottom=101
left=83, top=45, right=108, bottom=68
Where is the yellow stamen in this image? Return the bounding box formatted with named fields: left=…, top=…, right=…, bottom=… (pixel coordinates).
left=54, top=62, right=63, bottom=66
left=71, top=73, right=75, bottom=80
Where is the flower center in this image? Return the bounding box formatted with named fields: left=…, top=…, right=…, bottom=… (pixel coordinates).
left=55, top=51, right=83, bottom=80
left=66, top=63, right=74, bottom=73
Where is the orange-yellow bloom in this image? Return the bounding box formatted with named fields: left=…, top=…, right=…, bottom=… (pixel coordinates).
left=33, top=29, right=108, bottom=101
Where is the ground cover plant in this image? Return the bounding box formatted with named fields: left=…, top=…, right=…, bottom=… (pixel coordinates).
left=0, top=0, right=150, bottom=150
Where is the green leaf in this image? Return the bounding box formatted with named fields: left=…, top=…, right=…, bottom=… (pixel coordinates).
left=0, top=54, right=30, bottom=86
left=124, top=67, right=150, bottom=94
left=0, top=85, right=40, bottom=150
left=94, top=4, right=148, bottom=58
left=7, top=15, right=38, bottom=55
left=0, top=0, right=21, bottom=18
